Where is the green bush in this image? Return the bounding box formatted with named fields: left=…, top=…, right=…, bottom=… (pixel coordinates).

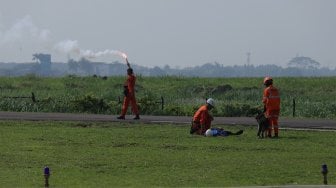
left=218, top=104, right=260, bottom=117
left=71, top=94, right=109, bottom=113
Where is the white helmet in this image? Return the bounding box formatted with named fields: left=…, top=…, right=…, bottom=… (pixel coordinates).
left=206, top=98, right=215, bottom=107
left=205, top=129, right=213, bottom=137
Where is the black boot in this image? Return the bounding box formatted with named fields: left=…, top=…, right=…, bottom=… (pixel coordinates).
left=133, top=115, right=140, bottom=120
left=235, top=130, right=244, bottom=135
left=117, top=116, right=125, bottom=120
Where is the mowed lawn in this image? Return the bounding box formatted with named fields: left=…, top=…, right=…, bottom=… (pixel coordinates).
left=0, top=121, right=335, bottom=187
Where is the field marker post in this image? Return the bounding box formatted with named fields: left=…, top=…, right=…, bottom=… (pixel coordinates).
left=161, top=96, right=164, bottom=110
left=292, top=98, right=296, bottom=117
left=321, top=163, right=328, bottom=185
left=31, top=92, right=36, bottom=102
left=44, top=166, right=50, bottom=187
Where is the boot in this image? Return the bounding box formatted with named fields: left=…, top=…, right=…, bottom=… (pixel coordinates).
left=274, top=133, right=279, bottom=138
left=267, top=129, right=272, bottom=138
left=117, top=116, right=125, bottom=120
left=133, top=115, right=140, bottom=120
left=235, top=130, right=244, bottom=135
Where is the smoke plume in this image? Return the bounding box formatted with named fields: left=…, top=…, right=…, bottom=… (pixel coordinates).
left=0, top=15, right=51, bottom=45
left=54, top=40, right=127, bottom=60
left=0, top=15, right=127, bottom=61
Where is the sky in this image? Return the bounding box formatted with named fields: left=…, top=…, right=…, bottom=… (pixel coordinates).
left=0, top=0, right=335, bottom=68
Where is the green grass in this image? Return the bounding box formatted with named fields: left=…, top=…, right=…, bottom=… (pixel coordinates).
left=0, top=121, right=335, bottom=187
left=1, top=75, right=336, bottom=118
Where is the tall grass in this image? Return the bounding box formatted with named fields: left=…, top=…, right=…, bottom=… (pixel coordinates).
left=0, top=75, right=335, bottom=119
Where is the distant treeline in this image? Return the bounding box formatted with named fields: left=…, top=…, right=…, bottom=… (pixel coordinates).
left=0, top=60, right=335, bottom=77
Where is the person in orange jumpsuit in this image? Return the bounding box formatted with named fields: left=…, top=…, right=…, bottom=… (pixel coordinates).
left=190, top=98, right=215, bottom=135
left=262, top=76, right=280, bottom=138
left=117, top=63, right=140, bottom=120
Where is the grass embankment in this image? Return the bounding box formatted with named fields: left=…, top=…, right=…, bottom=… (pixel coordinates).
left=0, top=121, right=334, bottom=187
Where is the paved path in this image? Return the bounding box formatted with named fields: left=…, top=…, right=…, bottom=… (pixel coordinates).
left=0, top=111, right=335, bottom=130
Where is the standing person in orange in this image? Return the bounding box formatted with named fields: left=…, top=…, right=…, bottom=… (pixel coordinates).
left=190, top=98, right=215, bottom=135
left=117, top=58, right=140, bottom=120
left=262, top=76, right=280, bottom=138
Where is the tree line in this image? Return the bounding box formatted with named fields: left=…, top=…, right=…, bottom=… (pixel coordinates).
left=0, top=56, right=335, bottom=77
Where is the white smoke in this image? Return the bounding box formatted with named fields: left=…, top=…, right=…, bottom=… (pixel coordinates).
left=54, top=40, right=80, bottom=55
left=54, top=40, right=127, bottom=60
left=0, top=15, right=127, bottom=62
left=0, top=15, right=51, bottom=45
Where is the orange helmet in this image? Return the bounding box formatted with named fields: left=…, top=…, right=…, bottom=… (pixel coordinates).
left=263, top=76, right=273, bottom=84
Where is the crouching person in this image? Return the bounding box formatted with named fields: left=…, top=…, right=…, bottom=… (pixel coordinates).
left=190, top=98, right=215, bottom=135
left=205, top=128, right=243, bottom=137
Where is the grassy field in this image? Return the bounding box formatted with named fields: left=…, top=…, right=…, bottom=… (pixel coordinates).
left=0, top=75, right=336, bottom=119
left=0, top=120, right=335, bottom=187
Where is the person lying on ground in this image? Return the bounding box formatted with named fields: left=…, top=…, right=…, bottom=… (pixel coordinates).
left=204, top=128, right=243, bottom=137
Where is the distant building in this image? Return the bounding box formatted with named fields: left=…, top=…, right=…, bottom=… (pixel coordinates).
left=33, top=53, right=51, bottom=76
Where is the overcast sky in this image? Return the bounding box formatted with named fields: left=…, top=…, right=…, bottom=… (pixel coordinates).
left=0, top=0, right=335, bottom=68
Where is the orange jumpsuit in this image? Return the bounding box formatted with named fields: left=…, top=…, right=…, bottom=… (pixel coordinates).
left=120, top=74, right=139, bottom=116
left=263, top=85, right=280, bottom=136
left=191, top=105, right=213, bottom=135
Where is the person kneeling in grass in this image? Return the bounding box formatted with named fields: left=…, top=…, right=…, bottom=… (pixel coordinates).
left=190, top=98, right=243, bottom=136
left=190, top=98, right=215, bottom=135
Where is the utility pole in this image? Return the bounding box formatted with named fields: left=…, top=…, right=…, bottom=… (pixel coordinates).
left=246, top=52, right=251, bottom=65
left=245, top=52, right=251, bottom=76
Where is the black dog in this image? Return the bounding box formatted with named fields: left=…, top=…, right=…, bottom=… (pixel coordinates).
left=255, top=112, right=270, bottom=138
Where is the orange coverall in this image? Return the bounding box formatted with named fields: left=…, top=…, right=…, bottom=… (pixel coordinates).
left=191, top=105, right=213, bottom=135
left=263, top=85, right=280, bottom=136
left=120, top=74, right=139, bottom=116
